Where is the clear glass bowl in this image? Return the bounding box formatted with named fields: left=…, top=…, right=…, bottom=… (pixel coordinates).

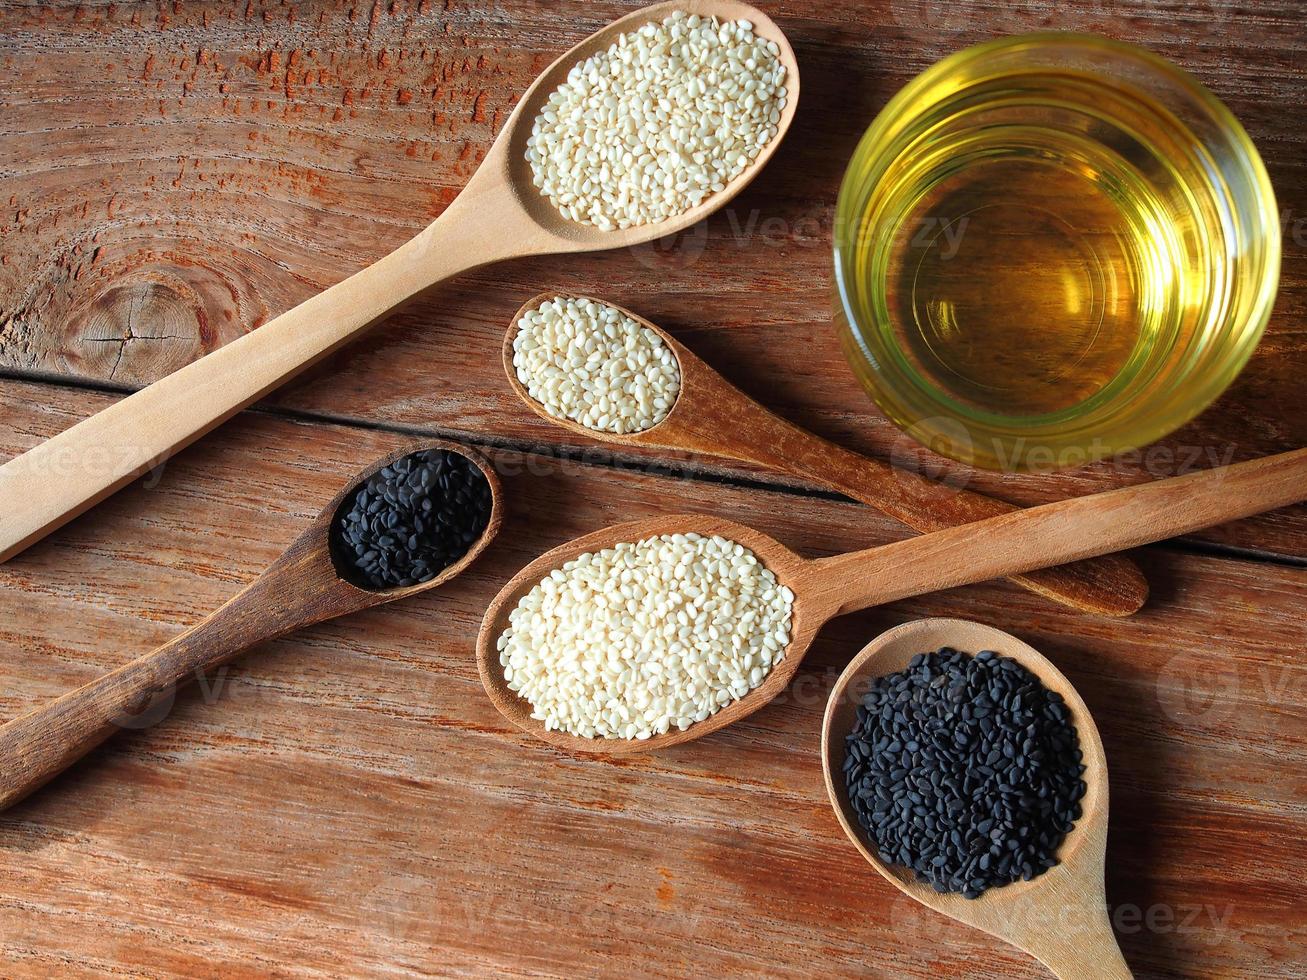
left=833, top=34, right=1281, bottom=471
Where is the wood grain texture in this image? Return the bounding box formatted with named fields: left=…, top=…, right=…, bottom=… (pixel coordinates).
left=1, top=0, right=1304, bottom=558
left=2, top=1, right=1306, bottom=977
left=0, top=380, right=1303, bottom=978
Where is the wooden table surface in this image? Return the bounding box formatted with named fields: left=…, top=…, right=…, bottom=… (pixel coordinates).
left=1, top=1, right=1304, bottom=977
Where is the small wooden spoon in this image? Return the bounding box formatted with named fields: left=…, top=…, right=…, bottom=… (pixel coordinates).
left=502, top=293, right=1148, bottom=618
left=0, top=440, right=503, bottom=811
left=822, top=619, right=1129, bottom=980
left=0, top=0, right=798, bottom=564
left=476, top=447, right=1307, bottom=756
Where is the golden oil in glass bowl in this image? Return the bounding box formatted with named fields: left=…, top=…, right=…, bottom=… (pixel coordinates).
left=834, top=34, right=1281, bottom=471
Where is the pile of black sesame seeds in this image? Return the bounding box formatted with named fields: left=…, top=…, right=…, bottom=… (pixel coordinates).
left=844, top=648, right=1086, bottom=899
left=333, top=449, right=493, bottom=590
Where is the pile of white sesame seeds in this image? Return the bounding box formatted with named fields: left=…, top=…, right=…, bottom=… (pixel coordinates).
left=513, top=296, right=681, bottom=434
left=526, top=11, right=788, bottom=229
left=497, top=532, right=794, bottom=741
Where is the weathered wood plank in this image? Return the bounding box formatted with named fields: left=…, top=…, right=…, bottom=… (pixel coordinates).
left=1, top=0, right=1304, bottom=559
left=0, top=380, right=1302, bottom=978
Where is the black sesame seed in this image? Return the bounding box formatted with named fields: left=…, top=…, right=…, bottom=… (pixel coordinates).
left=331, top=448, right=492, bottom=591
left=843, top=647, right=1086, bottom=900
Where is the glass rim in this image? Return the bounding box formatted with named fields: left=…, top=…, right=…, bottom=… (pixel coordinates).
left=832, top=31, right=1282, bottom=467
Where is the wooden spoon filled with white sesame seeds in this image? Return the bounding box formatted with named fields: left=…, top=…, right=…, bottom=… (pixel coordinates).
left=502, top=293, right=1149, bottom=618
left=476, top=447, right=1307, bottom=756
left=0, top=0, right=799, bottom=564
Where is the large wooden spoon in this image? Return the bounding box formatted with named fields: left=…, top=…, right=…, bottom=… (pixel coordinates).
left=0, top=440, right=503, bottom=811
left=822, top=618, right=1129, bottom=980
left=502, top=292, right=1148, bottom=617
left=476, top=447, right=1306, bottom=755
left=0, top=0, right=798, bottom=565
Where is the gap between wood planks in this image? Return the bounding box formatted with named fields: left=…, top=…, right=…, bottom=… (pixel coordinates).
left=2, top=366, right=1304, bottom=572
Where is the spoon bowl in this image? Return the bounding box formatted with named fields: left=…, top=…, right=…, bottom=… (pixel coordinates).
left=476, top=514, right=822, bottom=755
left=502, top=291, right=1150, bottom=617
left=317, top=441, right=504, bottom=605
left=0, top=440, right=502, bottom=810
left=493, top=0, right=801, bottom=251
left=501, top=291, right=704, bottom=444
left=475, top=447, right=1306, bottom=755
left=821, top=619, right=1128, bottom=979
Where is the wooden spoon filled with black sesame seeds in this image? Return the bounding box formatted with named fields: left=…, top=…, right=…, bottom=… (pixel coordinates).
left=502, top=292, right=1149, bottom=619
left=476, top=447, right=1306, bottom=757
left=822, top=618, right=1127, bottom=980
left=0, top=441, right=501, bottom=811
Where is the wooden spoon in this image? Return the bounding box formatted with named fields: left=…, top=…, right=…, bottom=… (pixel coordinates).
left=822, top=618, right=1129, bottom=980
left=476, top=447, right=1307, bottom=756
left=0, top=440, right=503, bottom=811
left=502, top=293, right=1148, bottom=618
left=0, top=0, right=798, bottom=565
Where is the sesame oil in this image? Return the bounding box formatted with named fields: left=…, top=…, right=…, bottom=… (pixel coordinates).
left=842, top=70, right=1220, bottom=420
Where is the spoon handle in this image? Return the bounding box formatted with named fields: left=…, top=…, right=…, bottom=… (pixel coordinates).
left=1020, top=899, right=1132, bottom=979
left=809, top=447, right=1307, bottom=617
left=1029, top=937, right=1132, bottom=980
left=0, top=194, right=508, bottom=566
left=737, top=416, right=1148, bottom=616
left=659, top=339, right=1147, bottom=617
left=1016, top=865, right=1132, bottom=979
left=0, top=568, right=322, bottom=810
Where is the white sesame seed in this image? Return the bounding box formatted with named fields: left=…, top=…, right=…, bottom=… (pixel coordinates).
left=513, top=296, right=680, bottom=433
left=497, top=533, right=794, bottom=740
left=527, top=11, right=786, bottom=229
